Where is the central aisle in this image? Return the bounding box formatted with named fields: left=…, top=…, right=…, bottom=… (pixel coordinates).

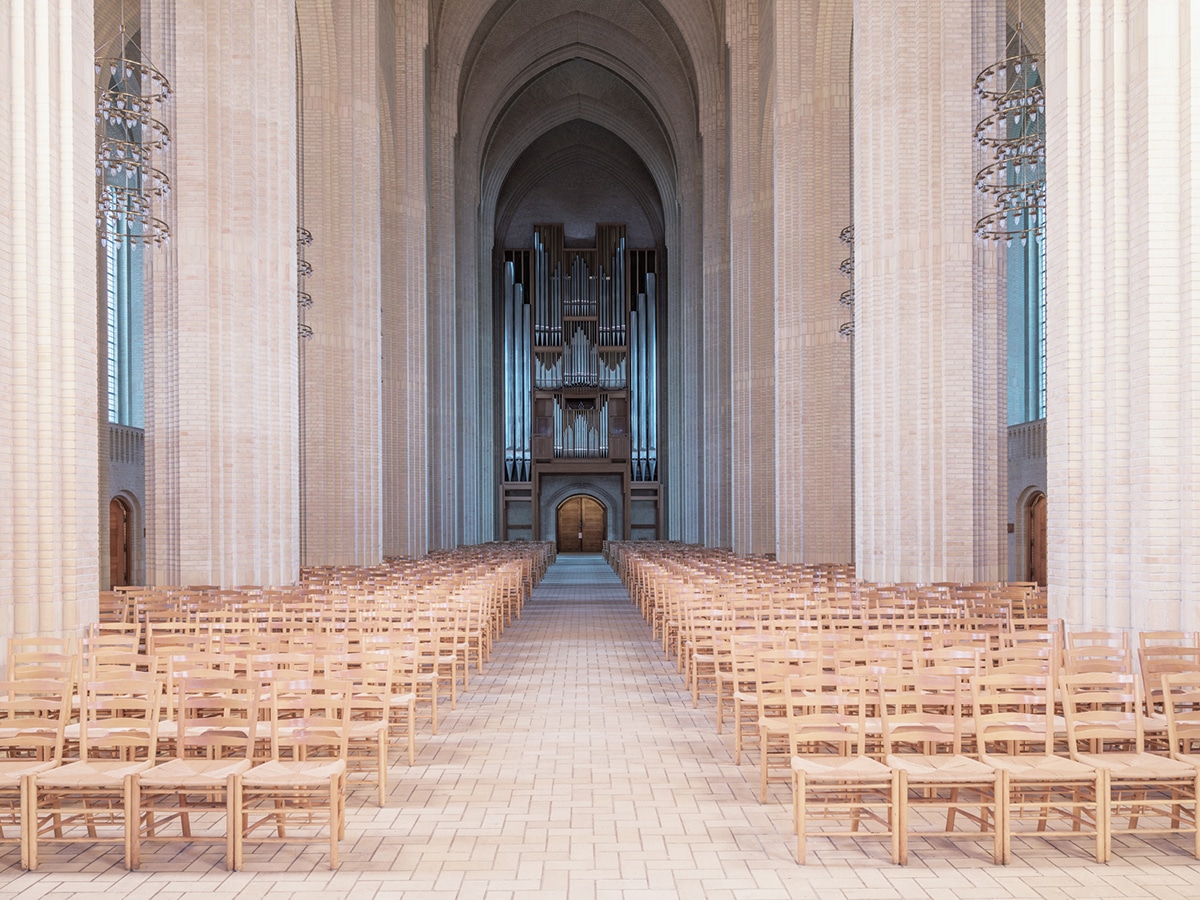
left=359, top=553, right=809, bottom=896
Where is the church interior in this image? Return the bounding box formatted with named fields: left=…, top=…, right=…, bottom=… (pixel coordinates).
left=3, top=0, right=1200, bottom=893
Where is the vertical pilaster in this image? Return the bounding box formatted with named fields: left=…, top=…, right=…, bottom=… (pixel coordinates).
left=0, top=0, right=99, bottom=651
left=146, top=0, right=298, bottom=587
left=381, top=0, right=429, bottom=558
left=773, top=0, right=853, bottom=564
left=297, top=0, right=383, bottom=567
left=727, top=0, right=776, bottom=556
left=854, top=0, right=1005, bottom=583
left=1047, top=0, right=1200, bottom=630
left=701, top=92, right=731, bottom=549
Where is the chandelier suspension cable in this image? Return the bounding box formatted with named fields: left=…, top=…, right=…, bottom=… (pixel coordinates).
left=95, top=0, right=172, bottom=246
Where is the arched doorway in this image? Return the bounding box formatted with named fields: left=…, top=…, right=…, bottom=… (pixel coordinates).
left=109, top=496, right=132, bottom=587
left=557, top=495, right=606, bottom=554
left=1026, top=492, right=1047, bottom=586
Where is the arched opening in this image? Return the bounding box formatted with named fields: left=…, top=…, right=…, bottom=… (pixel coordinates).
left=556, top=495, right=606, bottom=554
left=1025, top=492, right=1047, bottom=586
left=109, top=496, right=132, bottom=587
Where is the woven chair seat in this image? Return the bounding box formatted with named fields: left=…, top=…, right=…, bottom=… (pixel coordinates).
left=242, top=757, right=347, bottom=787
left=37, top=758, right=153, bottom=788
left=887, top=753, right=995, bottom=783
left=791, top=753, right=892, bottom=781
left=138, top=757, right=252, bottom=787
left=0, top=759, right=57, bottom=784
left=982, top=753, right=1096, bottom=782
left=1074, top=751, right=1196, bottom=780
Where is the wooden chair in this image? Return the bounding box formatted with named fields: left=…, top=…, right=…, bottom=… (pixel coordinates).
left=1060, top=672, right=1200, bottom=861
left=879, top=673, right=1001, bottom=864
left=755, top=651, right=821, bottom=801
left=234, top=677, right=351, bottom=869
left=0, top=680, right=70, bottom=864
left=129, top=675, right=259, bottom=869
left=971, top=672, right=1104, bottom=863
left=727, top=634, right=789, bottom=764
left=1162, top=672, right=1200, bottom=759
left=382, top=651, right=418, bottom=766
left=789, top=674, right=900, bottom=864
left=23, top=674, right=160, bottom=870
left=324, top=653, right=391, bottom=805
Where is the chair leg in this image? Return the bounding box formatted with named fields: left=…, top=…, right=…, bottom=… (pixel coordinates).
left=22, top=775, right=37, bottom=871
left=328, top=775, right=339, bottom=870
left=377, top=733, right=387, bottom=807
left=1099, top=770, right=1111, bottom=864
left=225, top=774, right=238, bottom=872
left=760, top=739, right=769, bottom=803
left=123, top=774, right=137, bottom=870
left=893, top=770, right=906, bottom=865
left=408, top=705, right=416, bottom=766
left=991, top=774, right=1004, bottom=865
left=19, top=774, right=31, bottom=871
left=1193, top=772, right=1200, bottom=860
left=794, top=769, right=807, bottom=864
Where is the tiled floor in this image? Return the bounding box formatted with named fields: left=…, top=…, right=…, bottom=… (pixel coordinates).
left=4, top=555, right=1200, bottom=898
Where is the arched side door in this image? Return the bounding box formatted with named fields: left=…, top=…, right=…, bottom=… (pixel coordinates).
left=109, top=496, right=131, bottom=587
left=1026, top=492, right=1047, bottom=586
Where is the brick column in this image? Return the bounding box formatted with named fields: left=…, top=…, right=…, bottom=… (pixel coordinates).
left=772, top=0, right=854, bottom=565
left=381, top=0, right=430, bottom=558
left=145, top=0, right=298, bottom=586
left=0, top=0, right=99, bottom=651
left=297, top=0, right=383, bottom=567
left=853, top=0, right=1006, bottom=583
left=727, top=0, right=776, bottom=556
left=1046, top=0, right=1200, bottom=630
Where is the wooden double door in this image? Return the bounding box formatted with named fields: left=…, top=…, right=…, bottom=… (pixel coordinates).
left=556, top=495, right=606, bottom=554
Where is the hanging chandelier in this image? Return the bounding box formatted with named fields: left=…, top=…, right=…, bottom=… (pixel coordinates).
left=973, top=24, right=1045, bottom=243
left=95, top=19, right=172, bottom=246
left=838, top=224, right=854, bottom=338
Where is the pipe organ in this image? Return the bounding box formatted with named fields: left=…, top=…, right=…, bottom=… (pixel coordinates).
left=501, top=224, right=661, bottom=542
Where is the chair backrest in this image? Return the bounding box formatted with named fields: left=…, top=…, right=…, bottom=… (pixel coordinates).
left=79, top=674, right=161, bottom=761
left=1140, top=631, right=1200, bottom=650
left=265, top=677, right=352, bottom=762
left=879, top=672, right=966, bottom=755
left=324, top=651, right=392, bottom=720
left=971, top=671, right=1055, bottom=756
left=1059, top=672, right=1143, bottom=755
left=1068, top=629, right=1129, bottom=651
left=1161, top=672, right=1200, bottom=758
left=784, top=673, right=871, bottom=757
left=917, top=644, right=983, bottom=678
left=246, top=651, right=317, bottom=682
left=85, top=649, right=152, bottom=680
left=1138, top=645, right=1200, bottom=714
left=1063, top=643, right=1133, bottom=676
left=6, top=647, right=77, bottom=686
left=175, top=675, right=259, bottom=760
left=0, top=678, right=70, bottom=763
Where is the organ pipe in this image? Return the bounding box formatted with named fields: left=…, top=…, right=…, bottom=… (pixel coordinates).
left=503, top=225, right=657, bottom=478
left=502, top=257, right=532, bottom=481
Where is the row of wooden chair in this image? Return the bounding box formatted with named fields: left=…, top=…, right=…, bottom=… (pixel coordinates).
left=2, top=543, right=557, bottom=872
left=783, top=669, right=1200, bottom=865
left=1, top=673, right=356, bottom=870
left=605, top=542, right=1200, bottom=864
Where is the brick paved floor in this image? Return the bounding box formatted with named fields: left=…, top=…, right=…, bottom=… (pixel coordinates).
left=4, top=555, right=1200, bottom=898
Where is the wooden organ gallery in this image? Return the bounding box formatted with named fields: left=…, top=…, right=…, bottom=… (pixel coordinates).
left=500, top=224, right=662, bottom=551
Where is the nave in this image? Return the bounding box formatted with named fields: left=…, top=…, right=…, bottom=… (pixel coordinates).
left=3, top=556, right=1199, bottom=899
